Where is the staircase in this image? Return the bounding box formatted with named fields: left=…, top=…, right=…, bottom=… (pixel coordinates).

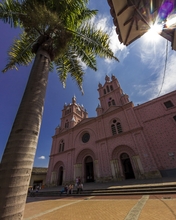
left=29, top=183, right=176, bottom=197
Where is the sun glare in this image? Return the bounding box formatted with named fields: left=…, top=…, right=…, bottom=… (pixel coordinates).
left=144, top=24, right=163, bottom=42
left=166, top=15, right=176, bottom=28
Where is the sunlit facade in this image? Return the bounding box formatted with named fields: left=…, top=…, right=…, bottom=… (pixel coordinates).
left=46, top=75, right=176, bottom=185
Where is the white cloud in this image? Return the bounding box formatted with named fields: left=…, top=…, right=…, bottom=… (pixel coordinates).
left=89, top=14, right=129, bottom=75
left=38, top=156, right=45, bottom=160
left=154, top=52, right=176, bottom=96
left=133, top=50, right=176, bottom=101
left=128, top=29, right=176, bottom=103
left=91, top=14, right=127, bottom=53
left=133, top=82, right=158, bottom=100
left=109, top=26, right=126, bottom=54
left=77, top=57, right=88, bottom=70
left=79, top=14, right=127, bottom=71
left=139, top=33, right=166, bottom=68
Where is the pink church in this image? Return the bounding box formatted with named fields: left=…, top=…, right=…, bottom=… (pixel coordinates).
left=46, top=75, right=176, bottom=185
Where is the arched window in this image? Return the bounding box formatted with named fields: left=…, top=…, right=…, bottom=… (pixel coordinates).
left=104, top=89, right=106, bottom=95
left=76, top=107, right=82, bottom=116
left=117, top=122, right=123, bottom=133
left=65, top=119, right=69, bottom=128
left=106, top=85, right=110, bottom=93
left=111, top=120, right=123, bottom=135
left=110, top=85, right=113, bottom=91
left=108, top=97, right=115, bottom=107
left=65, top=107, right=71, bottom=115
left=59, top=140, right=65, bottom=153
left=111, top=124, right=116, bottom=135
left=112, top=99, right=115, bottom=105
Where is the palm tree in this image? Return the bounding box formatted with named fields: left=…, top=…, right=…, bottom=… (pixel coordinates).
left=0, top=0, right=118, bottom=219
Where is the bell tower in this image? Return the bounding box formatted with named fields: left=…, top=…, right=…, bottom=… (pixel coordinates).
left=56, top=96, right=88, bottom=134
left=96, top=75, right=130, bottom=116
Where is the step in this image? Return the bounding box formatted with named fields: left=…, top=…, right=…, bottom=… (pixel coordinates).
left=30, top=186, right=176, bottom=197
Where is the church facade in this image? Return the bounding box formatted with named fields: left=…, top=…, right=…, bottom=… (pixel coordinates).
left=46, top=75, right=176, bottom=185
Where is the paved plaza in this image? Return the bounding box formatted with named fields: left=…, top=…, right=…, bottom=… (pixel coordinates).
left=24, top=194, right=176, bottom=220
left=24, top=178, right=176, bottom=220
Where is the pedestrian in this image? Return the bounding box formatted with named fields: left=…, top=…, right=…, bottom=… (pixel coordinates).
left=78, top=176, right=81, bottom=185
left=35, top=185, right=39, bottom=193
left=75, top=177, right=79, bottom=187
left=67, top=184, right=73, bottom=195
left=77, top=182, right=83, bottom=194
left=60, top=184, right=68, bottom=196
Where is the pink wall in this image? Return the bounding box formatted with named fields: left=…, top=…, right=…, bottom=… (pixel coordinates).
left=46, top=76, right=176, bottom=186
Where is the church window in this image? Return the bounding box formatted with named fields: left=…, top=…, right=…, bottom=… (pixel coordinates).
left=112, top=99, right=115, bottom=105
left=65, top=107, right=71, bottom=115
left=76, top=107, right=82, bottom=116
left=104, top=89, right=106, bottom=95
left=117, top=122, right=123, bottom=133
left=164, top=101, right=174, bottom=108
left=108, top=97, right=115, bottom=106
left=110, top=85, right=113, bottom=91
left=173, top=115, right=176, bottom=121
left=111, top=124, right=116, bottom=135
left=106, top=85, right=110, bottom=93
left=65, top=120, right=69, bottom=128
left=59, top=140, right=65, bottom=152
left=82, top=133, right=90, bottom=143
left=111, top=120, right=123, bottom=135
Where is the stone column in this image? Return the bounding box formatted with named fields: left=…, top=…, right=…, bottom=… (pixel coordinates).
left=51, top=171, right=57, bottom=185
left=132, top=155, right=144, bottom=179
left=110, top=159, right=121, bottom=180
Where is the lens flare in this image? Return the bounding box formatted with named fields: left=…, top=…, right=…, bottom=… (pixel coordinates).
left=143, top=24, right=163, bottom=42
left=150, top=24, right=163, bottom=34
left=165, top=14, right=176, bottom=28
left=150, top=0, right=154, bottom=14
left=158, top=0, right=174, bottom=21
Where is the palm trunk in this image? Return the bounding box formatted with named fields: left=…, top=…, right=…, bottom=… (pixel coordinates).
left=0, top=49, right=51, bottom=219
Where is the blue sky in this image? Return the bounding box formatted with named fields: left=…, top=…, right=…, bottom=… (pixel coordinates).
left=0, top=0, right=176, bottom=167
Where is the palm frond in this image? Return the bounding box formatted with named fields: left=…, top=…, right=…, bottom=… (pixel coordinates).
left=20, top=2, right=62, bottom=35
left=2, top=32, right=36, bottom=72
left=49, top=62, right=54, bottom=72
left=0, top=0, right=24, bottom=27
left=68, top=45, right=97, bottom=71
left=68, top=23, right=119, bottom=61
left=1, top=0, right=119, bottom=93
left=55, top=51, right=85, bottom=93
left=80, top=9, right=98, bottom=21
left=48, top=0, right=96, bottom=30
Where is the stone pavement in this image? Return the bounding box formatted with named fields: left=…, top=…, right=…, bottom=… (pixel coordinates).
left=24, top=177, right=176, bottom=220
left=24, top=194, right=176, bottom=220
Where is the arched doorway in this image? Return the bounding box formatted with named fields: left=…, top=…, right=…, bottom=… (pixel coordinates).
left=120, top=153, right=135, bottom=179
left=85, top=156, right=94, bottom=182
left=58, top=166, right=63, bottom=185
